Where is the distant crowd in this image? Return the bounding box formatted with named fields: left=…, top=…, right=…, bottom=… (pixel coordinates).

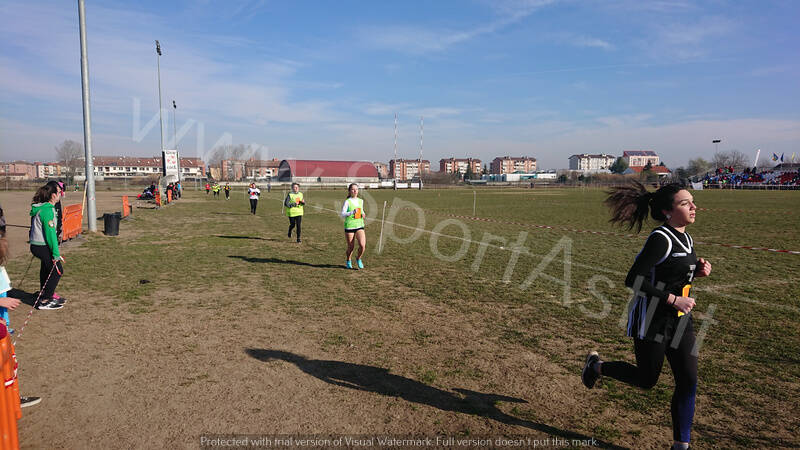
left=700, top=166, right=800, bottom=187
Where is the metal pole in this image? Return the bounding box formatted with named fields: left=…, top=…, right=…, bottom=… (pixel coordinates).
left=78, top=0, right=97, bottom=232
left=418, top=116, right=423, bottom=190
left=172, top=100, right=177, bottom=150
left=156, top=40, right=164, bottom=153
left=393, top=113, right=398, bottom=181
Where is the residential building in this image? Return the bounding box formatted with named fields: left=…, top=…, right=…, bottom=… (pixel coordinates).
left=389, top=159, right=431, bottom=180
left=373, top=162, right=388, bottom=178
left=36, top=162, right=62, bottom=179
left=73, top=156, right=205, bottom=179
left=568, top=154, right=616, bottom=172
left=244, top=158, right=281, bottom=179
left=490, top=156, right=537, bottom=174
left=439, top=158, right=481, bottom=175
left=0, top=161, right=37, bottom=179
left=623, top=150, right=660, bottom=167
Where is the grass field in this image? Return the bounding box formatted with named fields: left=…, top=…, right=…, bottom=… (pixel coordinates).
left=4, top=186, right=798, bottom=449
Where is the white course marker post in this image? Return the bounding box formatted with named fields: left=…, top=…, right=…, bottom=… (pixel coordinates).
left=377, top=200, right=387, bottom=254
left=473, top=190, right=476, bottom=217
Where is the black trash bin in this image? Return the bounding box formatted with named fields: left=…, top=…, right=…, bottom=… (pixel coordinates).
left=103, top=212, right=121, bottom=236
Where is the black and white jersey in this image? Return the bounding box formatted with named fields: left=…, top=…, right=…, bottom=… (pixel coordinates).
left=625, top=224, right=697, bottom=341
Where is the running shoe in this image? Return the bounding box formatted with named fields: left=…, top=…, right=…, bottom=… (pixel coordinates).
left=345, top=260, right=352, bottom=269
left=357, top=259, right=364, bottom=269
left=36, top=299, right=63, bottom=310
left=20, top=396, right=41, bottom=408
left=582, top=351, right=600, bottom=389
left=53, top=293, right=67, bottom=304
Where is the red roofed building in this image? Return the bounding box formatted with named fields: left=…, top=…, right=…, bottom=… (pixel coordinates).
left=624, top=165, right=671, bottom=177
left=277, top=160, right=380, bottom=183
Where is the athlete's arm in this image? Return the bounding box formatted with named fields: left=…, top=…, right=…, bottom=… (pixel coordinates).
left=625, top=233, right=670, bottom=302
left=340, top=201, right=353, bottom=218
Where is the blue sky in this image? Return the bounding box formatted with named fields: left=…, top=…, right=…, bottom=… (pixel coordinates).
left=1, top=0, right=798, bottom=169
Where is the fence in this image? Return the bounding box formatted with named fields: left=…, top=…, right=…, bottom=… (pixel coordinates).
left=62, top=204, right=83, bottom=240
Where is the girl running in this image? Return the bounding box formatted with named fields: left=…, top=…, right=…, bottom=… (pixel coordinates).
left=29, top=183, right=66, bottom=310
left=248, top=183, right=261, bottom=215
left=224, top=183, right=231, bottom=200
left=284, top=183, right=305, bottom=243
left=581, top=181, right=712, bottom=450
left=340, top=183, right=366, bottom=269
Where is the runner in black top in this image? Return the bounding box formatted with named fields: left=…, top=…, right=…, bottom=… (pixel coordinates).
left=581, top=182, right=712, bottom=450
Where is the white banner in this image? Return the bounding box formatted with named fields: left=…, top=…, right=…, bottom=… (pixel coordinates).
left=162, top=150, right=180, bottom=178
left=691, top=182, right=704, bottom=190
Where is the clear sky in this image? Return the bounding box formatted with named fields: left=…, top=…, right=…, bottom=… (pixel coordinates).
left=1, top=0, right=798, bottom=169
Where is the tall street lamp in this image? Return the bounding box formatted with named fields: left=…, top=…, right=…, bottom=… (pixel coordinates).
left=156, top=40, right=164, bottom=153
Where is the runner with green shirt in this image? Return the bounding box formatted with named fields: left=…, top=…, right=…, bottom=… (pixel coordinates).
left=284, top=183, right=305, bottom=243
left=29, top=183, right=65, bottom=310
left=340, top=183, right=366, bottom=269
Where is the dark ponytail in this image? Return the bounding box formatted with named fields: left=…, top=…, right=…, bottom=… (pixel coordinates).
left=32, top=183, right=58, bottom=205
left=605, top=181, right=686, bottom=233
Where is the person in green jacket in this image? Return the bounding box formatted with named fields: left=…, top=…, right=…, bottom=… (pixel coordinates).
left=284, top=183, right=305, bottom=243
left=29, top=183, right=64, bottom=310
left=340, top=183, right=366, bottom=269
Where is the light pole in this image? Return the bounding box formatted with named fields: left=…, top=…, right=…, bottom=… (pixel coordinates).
left=78, top=0, right=97, bottom=232
left=712, top=139, right=721, bottom=153
left=156, top=40, right=164, bottom=153
left=172, top=100, right=177, bottom=150
left=172, top=100, right=179, bottom=182
left=418, top=116, right=423, bottom=190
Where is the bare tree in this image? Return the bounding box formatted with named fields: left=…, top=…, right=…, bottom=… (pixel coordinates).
left=687, top=157, right=712, bottom=177
left=206, top=144, right=262, bottom=166
left=55, top=140, right=83, bottom=184
left=711, top=150, right=749, bottom=171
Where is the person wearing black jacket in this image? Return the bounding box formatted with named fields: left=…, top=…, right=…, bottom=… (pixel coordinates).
left=581, top=182, right=712, bottom=450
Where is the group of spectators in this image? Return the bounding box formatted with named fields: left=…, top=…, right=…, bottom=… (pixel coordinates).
left=0, top=180, right=73, bottom=421
left=700, top=166, right=800, bottom=187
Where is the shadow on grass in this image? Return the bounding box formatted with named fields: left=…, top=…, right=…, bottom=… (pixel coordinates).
left=229, top=256, right=342, bottom=269
left=245, top=349, right=627, bottom=449
left=215, top=235, right=277, bottom=241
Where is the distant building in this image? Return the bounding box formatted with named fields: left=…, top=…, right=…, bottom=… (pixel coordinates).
left=245, top=157, right=280, bottom=179
left=490, top=156, right=537, bottom=174
left=277, top=160, right=380, bottom=183
left=389, top=159, right=431, bottom=180
left=568, top=154, right=616, bottom=172
left=36, top=162, right=62, bottom=179
left=0, top=161, right=37, bottom=179
left=624, top=165, right=671, bottom=178
left=373, top=162, right=388, bottom=178
left=439, top=158, right=481, bottom=175
left=220, top=159, right=246, bottom=181
left=623, top=150, right=659, bottom=167
left=73, top=156, right=205, bottom=179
